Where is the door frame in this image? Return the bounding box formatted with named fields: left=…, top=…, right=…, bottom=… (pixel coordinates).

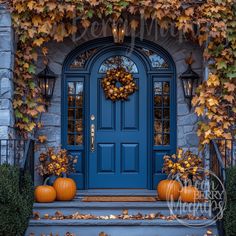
left=62, top=37, right=177, bottom=190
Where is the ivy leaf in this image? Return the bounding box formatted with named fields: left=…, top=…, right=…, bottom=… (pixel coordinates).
left=224, top=95, right=234, bottom=103
left=33, top=38, right=45, bottom=47
left=28, top=64, right=36, bottom=74
left=224, top=82, right=236, bottom=92
left=130, top=19, right=139, bottom=30
left=87, top=9, right=94, bottom=19
left=195, top=106, right=204, bottom=116
left=36, top=105, right=45, bottom=113
left=15, top=109, right=23, bottom=119
left=216, top=61, right=227, bottom=70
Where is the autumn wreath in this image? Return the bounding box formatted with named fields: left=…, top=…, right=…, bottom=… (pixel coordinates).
left=102, top=67, right=138, bottom=101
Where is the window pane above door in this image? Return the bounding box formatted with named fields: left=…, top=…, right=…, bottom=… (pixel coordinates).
left=99, top=56, right=138, bottom=73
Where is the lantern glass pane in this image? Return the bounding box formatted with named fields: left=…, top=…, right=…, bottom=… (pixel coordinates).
left=46, top=78, right=55, bottom=98
left=182, top=78, right=193, bottom=98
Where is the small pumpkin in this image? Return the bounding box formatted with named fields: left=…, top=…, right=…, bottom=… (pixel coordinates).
left=53, top=176, right=76, bottom=201
left=180, top=186, right=201, bottom=203
left=157, top=180, right=181, bottom=201
left=35, top=178, right=56, bottom=203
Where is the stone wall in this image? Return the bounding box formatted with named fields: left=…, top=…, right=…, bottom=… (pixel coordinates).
left=0, top=5, right=15, bottom=140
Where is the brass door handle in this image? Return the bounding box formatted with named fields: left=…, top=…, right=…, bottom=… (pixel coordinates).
left=90, top=124, right=95, bottom=152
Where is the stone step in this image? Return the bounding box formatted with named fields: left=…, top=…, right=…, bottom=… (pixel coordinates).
left=33, top=200, right=212, bottom=217
left=25, top=219, right=218, bottom=236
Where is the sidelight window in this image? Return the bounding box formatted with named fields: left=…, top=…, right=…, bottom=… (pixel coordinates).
left=153, top=81, right=171, bottom=146
left=67, top=81, right=84, bottom=146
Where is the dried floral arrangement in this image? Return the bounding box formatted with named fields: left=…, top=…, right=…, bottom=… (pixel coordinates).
left=36, top=148, right=77, bottom=177
left=163, top=148, right=203, bottom=182
left=102, top=67, right=138, bottom=101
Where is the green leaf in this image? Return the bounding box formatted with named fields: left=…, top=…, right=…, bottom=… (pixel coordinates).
left=217, top=61, right=227, bottom=70
left=15, top=109, right=23, bottom=119
left=87, top=9, right=94, bottom=19
left=28, top=81, right=35, bottom=89
left=28, top=64, right=36, bottom=74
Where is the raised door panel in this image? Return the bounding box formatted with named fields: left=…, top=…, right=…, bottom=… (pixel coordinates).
left=121, top=80, right=139, bottom=130
left=97, top=144, right=116, bottom=173
left=121, top=144, right=139, bottom=173
left=98, top=79, right=116, bottom=130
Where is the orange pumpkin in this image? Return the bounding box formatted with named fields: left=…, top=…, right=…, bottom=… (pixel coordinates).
left=157, top=180, right=181, bottom=201
left=35, top=179, right=56, bottom=203
left=53, top=177, right=76, bottom=201
left=180, top=186, right=201, bottom=203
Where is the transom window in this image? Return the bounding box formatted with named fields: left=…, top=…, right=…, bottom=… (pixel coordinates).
left=70, top=48, right=97, bottom=69
left=153, top=81, right=170, bottom=146
left=67, top=81, right=84, bottom=145
left=99, top=56, right=138, bottom=73
left=138, top=47, right=169, bottom=69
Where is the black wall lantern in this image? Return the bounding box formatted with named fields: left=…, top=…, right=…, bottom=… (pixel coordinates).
left=37, top=64, right=57, bottom=109
left=111, top=17, right=126, bottom=44
left=179, top=53, right=200, bottom=110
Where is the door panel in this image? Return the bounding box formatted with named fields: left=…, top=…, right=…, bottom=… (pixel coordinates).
left=121, top=87, right=139, bottom=130
left=121, top=144, right=139, bottom=172
left=89, top=52, right=148, bottom=188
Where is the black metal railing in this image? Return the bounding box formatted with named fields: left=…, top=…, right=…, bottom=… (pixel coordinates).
left=0, top=139, right=35, bottom=189
left=209, top=138, right=236, bottom=236
left=210, top=139, right=236, bottom=180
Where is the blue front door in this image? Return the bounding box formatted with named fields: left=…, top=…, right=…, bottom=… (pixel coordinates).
left=88, top=51, right=148, bottom=188
left=62, top=38, right=177, bottom=190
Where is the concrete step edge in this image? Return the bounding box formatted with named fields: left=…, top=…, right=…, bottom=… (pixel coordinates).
left=28, top=219, right=217, bottom=227
left=33, top=201, right=210, bottom=209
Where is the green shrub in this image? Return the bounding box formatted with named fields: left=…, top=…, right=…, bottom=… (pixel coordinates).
left=0, top=164, right=34, bottom=236
left=224, top=167, right=236, bottom=236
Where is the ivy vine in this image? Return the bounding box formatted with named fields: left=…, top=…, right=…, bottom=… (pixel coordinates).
left=1, top=0, right=235, bottom=145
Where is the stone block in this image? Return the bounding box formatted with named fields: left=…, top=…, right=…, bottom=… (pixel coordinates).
left=37, top=127, right=61, bottom=143
left=177, top=126, right=184, bottom=139
left=0, top=12, right=11, bottom=27
left=178, top=103, right=189, bottom=116
left=178, top=138, right=186, bottom=147
left=178, top=113, right=198, bottom=126
left=183, top=125, right=194, bottom=134
left=186, top=133, right=199, bottom=147
left=0, top=109, right=11, bottom=126
left=0, top=126, right=8, bottom=139
left=0, top=51, right=12, bottom=69
left=48, top=101, right=61, bottom=114
left=0, top=77, right=13, bottom=98
left=0, top=98, right=11, bottom=109
left=41, top=113, right=61, bottom=126
left=0, top=69, right=13, bottom=79
left=0, top=31, right=13, bottom=51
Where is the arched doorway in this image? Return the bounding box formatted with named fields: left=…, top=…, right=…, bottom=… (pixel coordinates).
left=62, top=37, right=176, bottom=190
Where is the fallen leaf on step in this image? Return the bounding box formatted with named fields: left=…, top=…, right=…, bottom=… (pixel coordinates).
left=122, top=209, right=128, bottom=215
left=99, top=232, right=108, bottom=236
left=109, top=214, right=117, bottom=219
left=33, top=212, right=40, bottom=220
